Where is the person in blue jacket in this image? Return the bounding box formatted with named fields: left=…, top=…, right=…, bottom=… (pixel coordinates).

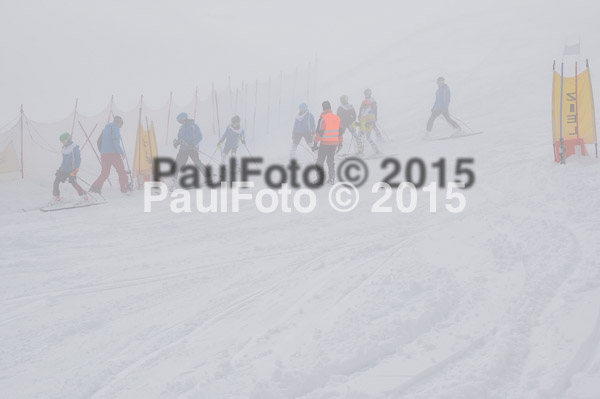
left=290, top=102, right=315, bottom=157
left=217, top=115, right=245, bottom=162
left=426, top=76, right=460, bottom=133
left=90, top=115, right=130, bottom=193
left=52, top=132, right=87, bottom=202
left=173, top=112, right=206, bottom=178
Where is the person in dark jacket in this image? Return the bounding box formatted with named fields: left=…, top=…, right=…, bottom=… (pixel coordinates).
left=173, top=112, right=206, bottom=178
left=426, top=76, right=460, bottom=133
left=290, top=103, right=315, bottom=157
left=52, top=133, right=87, bottom=202
left=336, top=95, right=359, bottom=150
left=218, top=115, right=245, bottom=163
left=90, top=116, right=130, bottom=194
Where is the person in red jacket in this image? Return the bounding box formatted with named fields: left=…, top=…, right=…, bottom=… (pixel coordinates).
left=312, top=101, right=343, bottom=184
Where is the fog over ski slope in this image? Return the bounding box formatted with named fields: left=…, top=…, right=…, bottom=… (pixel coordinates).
left=2, top=1, right=600, bottom=398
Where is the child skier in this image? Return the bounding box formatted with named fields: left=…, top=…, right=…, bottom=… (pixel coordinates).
left=290, top=103, right=315, bottom=157
left=357, top=88, right=381, bottom=156
left=52, top=133, right=88, bottom=203
left=173, top=112, right=206, bottom=179
left=336, top=95, right=359, bottom=152
left=217, top=116, right=245, bottom=163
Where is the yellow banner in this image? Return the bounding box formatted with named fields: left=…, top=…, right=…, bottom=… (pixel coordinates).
left=0, top=141, right=20, bottom=174
left=133, top=121, right=158, bottom=180
left=552, top=68, right=597, bottom=144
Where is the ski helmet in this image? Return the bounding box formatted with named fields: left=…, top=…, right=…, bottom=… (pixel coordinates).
left=340, top=95, right=348, bottom=105
left=231, top=115, right=241, bottom=124
left=322, top=101, right=331, bottom=111
left=437, top=76, right=445, bottom=84
left=177, top=112, right=188, bottom=124
left=59, top=132, right=71, bottom=144
left=364, top=88, right=372, bottom=97
left=114, top=115, right=123, bottom=128
left=299, top=102, right=308, bottom=111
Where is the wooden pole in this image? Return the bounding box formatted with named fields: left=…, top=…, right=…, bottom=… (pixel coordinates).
left=235, top=87, right=239, bottom=115
left=559, top=63, right=565, bottom=164
left=107, top=95, right=114, bottom=123
left=193, top=86, right=198, bottom=120
left=212, top=82, right=216, bottom=136
left=278, top=71, right=282, bottom=132
left=165, top=91, right=172, bottom=144
left=252, top=80, right=258, bottom=142
left=575, top=62, right=581, bottom=153
left=291, top=67, right=298, bottom=120
left=587, top=59, right=598, bottom=158
left=20, top=104, right=24, bottom=179
left=267, top=75, right=271, bottom=135
left=70, top=98, right=78, bottom=137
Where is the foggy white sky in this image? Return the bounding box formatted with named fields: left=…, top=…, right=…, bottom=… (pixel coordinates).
left=0, top=0, right=596, bottom=124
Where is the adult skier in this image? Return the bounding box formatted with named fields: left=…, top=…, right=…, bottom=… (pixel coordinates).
left=312, top=101, right=343, bottom=185
left=336, top=95, right=358, bottom=151
left=173, top=112, right=206, bottom=179
left=290, top=102, right=315, bottom=157
left=217, top=115, right=245, bottom=163
left=425, top=76, right=460, bottom=135
left=52, top=133, right=88, bottom=203
left=90, top=116, right=130, bottom=194
left=357, top=88, right=381, bottom=155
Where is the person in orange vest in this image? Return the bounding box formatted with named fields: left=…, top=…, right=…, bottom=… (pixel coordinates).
left=312, top=101, right=343, bottom=184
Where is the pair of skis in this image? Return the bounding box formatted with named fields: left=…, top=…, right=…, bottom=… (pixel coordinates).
left=22, top=199, right=107, bottom=213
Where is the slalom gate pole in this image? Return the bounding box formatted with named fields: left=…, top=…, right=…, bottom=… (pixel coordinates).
left=290, top=67, right=297, bottom=120
left=166, top=92, right=172, bottom=144
left=587, top=59, right=598, bottom=158
left=70, top=98, right=78, bottom=138
left=20, top=104, right=24, bottom=179
left=119, top=96, right=141, bottom=190
left=278, top=71, right=282, bottom=132
left=215, top=92, right=223, bottom=159
left=107, top=95, right=114, bottom=123
left=559, top=63, right=566, bottom=164
left=252, top=80, right=258, bottom=142
left=212, top=82, right=216, bottom=136
left=78, top=120, right=112, bottom=187
left=193, top=86, right=198, bottom=120
left=267, top=76, right=271, bottom=135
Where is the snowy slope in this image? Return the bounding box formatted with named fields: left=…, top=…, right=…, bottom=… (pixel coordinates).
left=2, top=1, right=600, bottom=398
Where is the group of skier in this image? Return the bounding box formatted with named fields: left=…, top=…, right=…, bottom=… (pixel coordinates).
left=51, top=77, right=462, bottom=201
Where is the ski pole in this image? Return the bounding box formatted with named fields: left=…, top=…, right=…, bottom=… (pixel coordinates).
left=243, top=142, right=259, bottom=164
left=207, top=145, right=221, bottom=166
left=77, top=176, right=105, bottom=201
left=119, top=136, right=135, bottom=191
left=449, top=113, right=475, bottom=133
left=376, top=121, right=391, bottom=141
